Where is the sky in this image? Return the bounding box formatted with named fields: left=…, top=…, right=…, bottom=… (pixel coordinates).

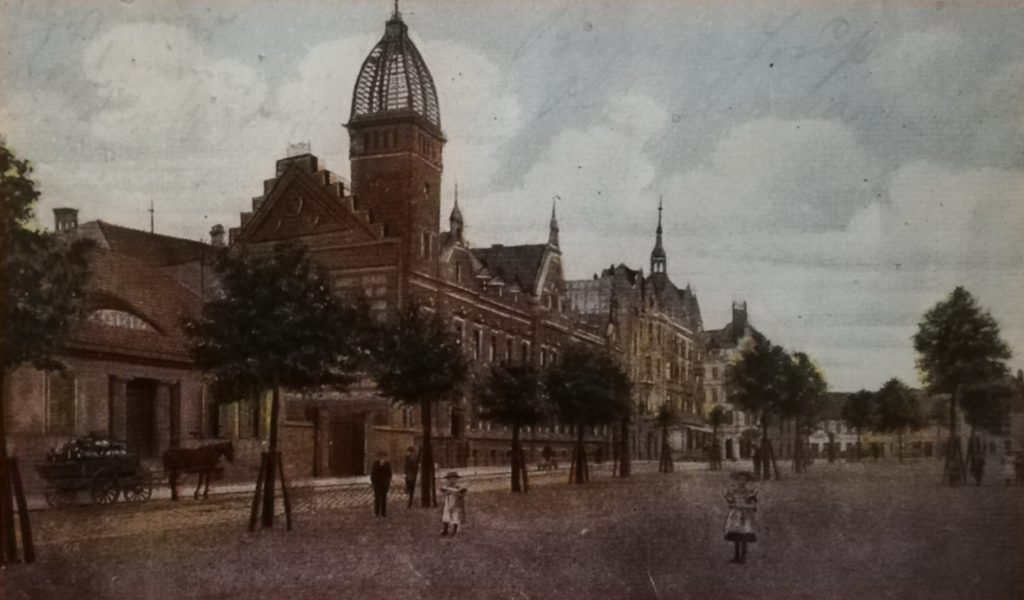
left=2, top=0, right=1022, bottom=392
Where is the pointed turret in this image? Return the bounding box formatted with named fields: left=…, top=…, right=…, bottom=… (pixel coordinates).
left=450, top=183, right=464, bottom=244
left=548, top=196, right=560, bottom=249
left=650, top=197, right=666, bottom=274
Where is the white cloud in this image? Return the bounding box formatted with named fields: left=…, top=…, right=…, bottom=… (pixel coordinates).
left=666, top=118, right=882, bottom=234
left=82, top=23, right=269, bottom=145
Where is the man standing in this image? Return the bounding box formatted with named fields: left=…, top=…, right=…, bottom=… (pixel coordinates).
left=404, top=446, right=419, bottom=508
left=370, top=451, right=392, bottom=518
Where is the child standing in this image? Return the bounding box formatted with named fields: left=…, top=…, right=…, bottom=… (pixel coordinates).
left=440, top=471, right=467, bottom=537
left=724, top=471, right=758, bottom=564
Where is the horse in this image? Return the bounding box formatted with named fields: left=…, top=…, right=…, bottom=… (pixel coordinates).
left=162, top=441, right=234, bottom=501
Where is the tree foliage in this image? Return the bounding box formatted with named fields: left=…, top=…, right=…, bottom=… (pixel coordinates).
left=841, top=390, right=876, bottom=461
left=960, top=380, right=1014, bottom=434
left=184, top=243, right=366, bottom=527
left=371, top=303, right=469, bottom=506
left=913, top=287, right=1011, bottom=395
left=913, top=287, right=1011, bottom=484
left=186, top=243, right=366, bottom=396
left=475, top=363, right=548, bottom=493
left=2, top=143, right=92, bottom=373
left=545, top=344, right=631, bottom=484
left=780, top=352, right=827, bottom=473
left=874, top=378, right=922, bottom=461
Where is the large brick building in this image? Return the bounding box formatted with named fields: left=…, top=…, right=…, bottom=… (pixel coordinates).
left=566, top=204, right=709, bottom=460
left=226, top=7, right=613, bottom=478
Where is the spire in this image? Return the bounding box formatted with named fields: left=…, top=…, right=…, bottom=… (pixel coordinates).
left=392, top=0, right=401, bottom=20
left=650, top=196, right=666, bottom=274
left=449, top=182, right=464, bottom=244
left=549, top=195, right=560, bottom=248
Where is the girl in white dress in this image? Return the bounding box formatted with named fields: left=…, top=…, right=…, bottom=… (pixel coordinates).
left=724, top=471, right=758, bottom=564
left=440, top=471, right=467, bottom=537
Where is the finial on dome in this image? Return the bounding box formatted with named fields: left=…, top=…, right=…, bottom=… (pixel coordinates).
left=393, top=0, right=401, bottom=19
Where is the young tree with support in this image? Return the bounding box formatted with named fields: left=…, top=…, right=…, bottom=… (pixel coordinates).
left=655, top=403, right=677, bottom=473
left=874, top=378, right=923, bottom=462
left=0, top=143, right=92, bottom=565
left=186, top=243, right=365, bottom=530
left=780, top=352, right=827, bottom=474
left=372, top=304, right=469, bottom=507
left=545, top=344, right=631, bottom=484
left=474, top=363, right=548, bottom=493
left=726, top=335, right=789, bottom=480
left=913, top=287, right=1011, bottom=486
left=707, top=405, right=726, bottom=471
left=614, top=410, right=633, bottom=478
left=841, top=390, right=877, bottom=462
left=960, top=379, right=1015, bottom=470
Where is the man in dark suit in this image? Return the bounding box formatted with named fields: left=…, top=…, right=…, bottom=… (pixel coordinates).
left=404, top=446, right=419, bottom=508
left=370, top=451, right=392, bottom=518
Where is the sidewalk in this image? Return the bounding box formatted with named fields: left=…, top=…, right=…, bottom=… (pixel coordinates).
left=26, top=459, right=719, bottom=511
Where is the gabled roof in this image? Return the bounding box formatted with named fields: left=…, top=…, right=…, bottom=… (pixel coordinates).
left=470, top=244, right=549, bottom=294
left=76, top=221, right=210, bottom=267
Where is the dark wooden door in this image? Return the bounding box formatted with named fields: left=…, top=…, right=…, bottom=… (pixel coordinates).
left=126, top=379, right=157, bottom=458
left=328, top=419, right=365, bottom=477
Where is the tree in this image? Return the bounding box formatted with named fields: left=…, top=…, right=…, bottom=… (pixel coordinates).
left=185, top=243, right=364, bottom=529
left=913, top=287, right=1011, bottom=485
left=475, top=363, right=548, bottom=493
left=841, top=390, right=876, bottom=461
left=874, top=379, right=922, bottom=462
left=726, top=335, right=789, bottom=480
left=545, top=344, right=631, bottom=484
left=372, top=304, right=469, bottom=507
left=779, top=352, right=827, bottom=473
left=1, top=143, right=92, bottom=564
left=655, top=403, right=677, bottom=473
left=706, top=405, right=726, bottom=471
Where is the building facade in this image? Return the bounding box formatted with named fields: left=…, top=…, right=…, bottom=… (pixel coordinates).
left=700, top=302, right=761, bottom=461
left=566, top=204, right=709, bottom=460
left=226, top=8, right=613, bottom=478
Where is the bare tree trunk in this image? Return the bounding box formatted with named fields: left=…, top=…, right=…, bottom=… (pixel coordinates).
left=659, top=425, right=673, bottom=473
left=793, top=420, right=803, bottom=474
left=0, top=371, right=15, bottom=564
left=420, top=400, right=435, bottom=507
left=760, top=412, right=770, bottom=480
left=945, top=390, right=964, bottom=486
left=856, top=428, right=862, bottom=462
left=573, top=426, right=588, bottom=484
left=898, top=430, right=904, bottom=462
left=260, top=386, right=281, bottom=529
left=619, top=418, right=631, bottom=478
left=519, top=444, right=529, bottom=493
left=511, top=425, right=522, bottom=493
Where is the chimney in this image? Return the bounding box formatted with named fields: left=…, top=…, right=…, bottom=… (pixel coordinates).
left=53, top=207, right=78, bottom=233
left=732, top=301, right=748, bottom=338
left=209, top=224, right=226, bottom=247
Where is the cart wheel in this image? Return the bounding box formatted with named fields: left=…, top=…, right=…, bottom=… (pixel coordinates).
left=45, top=487, right=77, bottom=508
left=122, top=469, right=153, bottom=503
left=91, top=470, right=120, bottom=504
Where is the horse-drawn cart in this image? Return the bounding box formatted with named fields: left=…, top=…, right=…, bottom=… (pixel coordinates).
left=36, top=435, right=153, bottom=508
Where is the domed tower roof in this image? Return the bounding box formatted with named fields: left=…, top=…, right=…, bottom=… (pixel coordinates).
left=349, top=7, right=441, bottom=132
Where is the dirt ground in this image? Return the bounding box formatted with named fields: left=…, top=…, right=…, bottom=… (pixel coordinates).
left=2, top=460, right=1021, bottom=600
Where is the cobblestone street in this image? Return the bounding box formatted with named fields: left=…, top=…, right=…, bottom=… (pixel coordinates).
left=3, top=460, right=1021, bottom=600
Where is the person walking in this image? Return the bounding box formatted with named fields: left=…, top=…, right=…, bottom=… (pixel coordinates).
left=370, top=451, right=392, bottom=518
left=970, top=447, right=986, bottom=487
left=404, top=446, right=419, bottom=508
left=440, top=471, right=467, bottom=537
left=724, top=471, right=758, bottom=564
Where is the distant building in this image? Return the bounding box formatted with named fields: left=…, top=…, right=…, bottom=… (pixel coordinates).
left=566, top=203, right=708, bottom=460
left=700, top=302, right=761, bottom=461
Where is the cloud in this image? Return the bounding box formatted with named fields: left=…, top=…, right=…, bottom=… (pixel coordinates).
left=463, top=92, right=668, bottom=269
left=82, top=23, right=269, bottom=145
left=666, top=118, right=882, bottom=234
